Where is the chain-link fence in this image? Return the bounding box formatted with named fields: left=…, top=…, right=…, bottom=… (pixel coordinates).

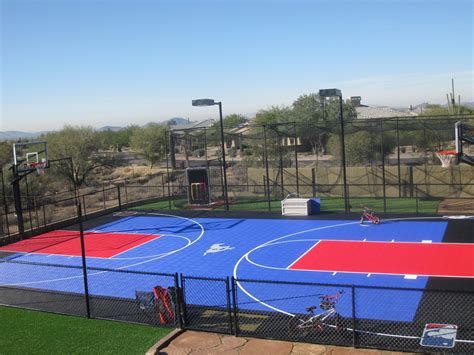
left=1, top=115, right=474, bottom=239
left=1, top=260, right=472, bottom=353
left=0, top=258, right=179, bottom=327
left=166, top=115, right=474, bottom=213
left=232, top=278, right=473, bottom=353
left=180, top=275, right=234, bottom=334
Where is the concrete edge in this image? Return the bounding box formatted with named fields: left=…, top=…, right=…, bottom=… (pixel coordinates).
left=145, top=328, right=185, bottom=355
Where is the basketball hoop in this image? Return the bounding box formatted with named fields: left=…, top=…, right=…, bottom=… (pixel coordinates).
left=30, top=161, right=47, bottom=175
left=436, top=150, right=457, bottom=168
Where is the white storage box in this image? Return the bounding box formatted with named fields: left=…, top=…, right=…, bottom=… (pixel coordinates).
left=281, top=198, right=311, bottom=216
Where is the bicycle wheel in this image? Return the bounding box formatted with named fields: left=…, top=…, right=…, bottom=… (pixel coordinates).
left=288, top=316, right=310, bottom=338
left=372, top=216, right=380, bottom=224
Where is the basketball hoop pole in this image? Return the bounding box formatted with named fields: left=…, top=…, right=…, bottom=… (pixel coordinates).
left=10, top=164, right=38, bottom=238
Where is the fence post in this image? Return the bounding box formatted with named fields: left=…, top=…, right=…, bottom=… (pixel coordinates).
left=396, top=118, right=401, bottom=198
left=102, top=184, right=106, bottom=210
left=25, top=175, right=33, bottom=232
left=124, top=180, right=129, bottom=203
left=117, top=185, right=122, bottom=210
left=263, top=125, right=271, bottom=212
left=1, top=169, right=10, bottom=236
left=294, top=123, right=300, bottom=196
left=179, top=273, right=188, bottom=326
left=351, top=286, right=357, bottom=348
left=82, top=195, right=87, bottom=218
left=165, top=131, right=172, bottom=211
left=415, top=185, right=419, bottom=214
left=230, top=276, right=239, bottom=336
left=311, top=168, right=316, bottom=197
left=380, top=119, right=387, bottom=213
left=173, top=273, right=183, bottom=329
left=33, top=196, right=39, bottom=230
left=278, top=131, right=284, bottom=197
left=42, top=204, right=47, bottom=227
left=77, top=201, right=91, bottom=318
left=161, top=174, right=165, bottom=197
left=225, top=277, right=234, bottom=334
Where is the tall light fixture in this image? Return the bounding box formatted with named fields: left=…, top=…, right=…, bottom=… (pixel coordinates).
left=192, top=99, right=229, bottom=211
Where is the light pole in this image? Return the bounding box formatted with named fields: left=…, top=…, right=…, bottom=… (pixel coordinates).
left=192, top=99, right=229, bottom=211
left=319, top=88, right=350, bottom=213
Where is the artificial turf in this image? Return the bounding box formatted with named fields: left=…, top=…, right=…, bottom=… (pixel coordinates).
left=131, top=196, right=440, bottom=214
left=0, top=306, right=171, bottom=355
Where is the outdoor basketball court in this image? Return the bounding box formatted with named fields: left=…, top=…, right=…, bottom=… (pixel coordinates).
left=1, top=211, right=472, bottom=325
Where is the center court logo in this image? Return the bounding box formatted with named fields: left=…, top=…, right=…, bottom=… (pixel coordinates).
left=203, top=243, right=234, bottom=256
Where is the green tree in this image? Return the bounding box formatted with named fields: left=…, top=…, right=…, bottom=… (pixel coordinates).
left=130, top=124, right=167, bottom=168
left=292, top=93, right=357, bottom=156
left=99, top=125, right=139, bottom=152
left=327, top=129, right=396, bottom=165
left=44, top=126, right=105, bottom=187
left=253, top=106, right=291, bottom=126
left=0, top=141, right=12, bottom=170
left=248, top=107, right=292, bottom=167
left=212, top=114, right=247, bottom=129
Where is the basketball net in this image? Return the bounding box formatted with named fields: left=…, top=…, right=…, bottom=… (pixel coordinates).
left=436, top=150, right=456, bottom=168
left=30, top=161, right=47, bottom=175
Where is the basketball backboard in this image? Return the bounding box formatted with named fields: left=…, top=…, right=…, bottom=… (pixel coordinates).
left=12, top=141, right=49, bottom=174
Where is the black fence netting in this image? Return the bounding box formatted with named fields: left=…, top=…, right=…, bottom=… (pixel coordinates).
left=86, top=267, right=177, bottom=327
left=232, top=278, right=473, bottom=353
left=233, top=279, right=353, bottom=346
left=0, top=259, right=88, bottom=317
left=353, top=286, right=474, bottom=353
left=1, top=116, right=474, bottom=240
left=0, top=257, right=473, bottom=353
left=180, top=275, right=233, bottom=334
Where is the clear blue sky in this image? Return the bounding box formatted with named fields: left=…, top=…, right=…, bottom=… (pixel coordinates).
left=1, top=0, right=473, bottom=131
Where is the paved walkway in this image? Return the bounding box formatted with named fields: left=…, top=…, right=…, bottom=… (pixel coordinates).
left=156, top=330, right=411, bottom=355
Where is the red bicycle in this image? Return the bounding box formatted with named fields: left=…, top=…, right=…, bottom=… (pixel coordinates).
left=360, top=207, right=380, bottom=224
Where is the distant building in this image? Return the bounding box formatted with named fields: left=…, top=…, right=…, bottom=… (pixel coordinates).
left=167, top=119, right=216, bottom=133
left=347, top=96, right=418, bottom=119
left=347, top=96, right=366, bottom=108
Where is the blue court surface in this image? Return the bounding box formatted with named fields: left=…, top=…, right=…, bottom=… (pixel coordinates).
left=1, top=213, right=472, bottom=323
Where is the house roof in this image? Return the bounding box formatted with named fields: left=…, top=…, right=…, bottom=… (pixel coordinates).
left=228, top=122, right=250, bottom=135
left=168, top=119, right=216, bottom=132
left=355, top=106, right=418, bottom=119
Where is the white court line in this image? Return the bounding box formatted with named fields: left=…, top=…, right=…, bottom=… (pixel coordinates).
left=110, top=234, right=161, bottom=258
left=233, top=215, right=463, bottom=319
left=0, top=249, right=111, bottom=260
left=286, top=240, right=321, bottom=269
left=111, top=235, right=192, bottom=260
left=1, top=213, right=204, bottom=286
left=233, top=220, right=362, bottom=316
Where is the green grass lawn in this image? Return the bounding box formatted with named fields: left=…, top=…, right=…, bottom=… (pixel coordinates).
left=1, top=306, right=171, bottom=355
left=131, top=196, right=440, bottom=214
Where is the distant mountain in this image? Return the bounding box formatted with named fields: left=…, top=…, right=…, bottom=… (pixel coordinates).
left=0, top=131, right=46, bottom=141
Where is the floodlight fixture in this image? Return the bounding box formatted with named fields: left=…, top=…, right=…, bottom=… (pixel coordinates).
left=192, top=99, right=216, bottom=107
left=318, top=88, right=342, bottom=98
